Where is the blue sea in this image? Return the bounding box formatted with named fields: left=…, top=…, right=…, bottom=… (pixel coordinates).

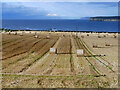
left=2, top=19, right=119, bottom=32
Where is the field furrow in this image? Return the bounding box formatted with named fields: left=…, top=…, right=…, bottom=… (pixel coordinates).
left=2, top=35, right=33, bottom=49
left=2, top=39, right=45, bottom=69
left=50, top=37, right=71, bottom=75
left=2, top=38, right=38, bottom=60
left=22, top=37, right=60, bottom=75
left=2, top=39, right=57, bottom=73
left=1, top=32, right=118, bottom=88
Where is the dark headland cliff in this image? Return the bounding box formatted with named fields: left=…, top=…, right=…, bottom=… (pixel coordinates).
left=90, top=16, right=120, bottom=21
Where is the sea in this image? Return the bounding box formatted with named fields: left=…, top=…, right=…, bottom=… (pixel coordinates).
left=2, top=19, right=119, bottom=32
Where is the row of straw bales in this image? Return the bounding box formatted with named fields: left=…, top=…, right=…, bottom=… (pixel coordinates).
left=79, top=34, right=117, bottom=38
left=71, top=32, right=118, bottom=38
left=93, top=42, right=111, bottom=48
left=5, top=31, right=118, bottom=39
left=6, top=31, right=52, bottom=39
left=49, top=48, right=84, bottom=57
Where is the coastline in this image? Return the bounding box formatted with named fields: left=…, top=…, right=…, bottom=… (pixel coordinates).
left=0, top=28, right=119, bottom=33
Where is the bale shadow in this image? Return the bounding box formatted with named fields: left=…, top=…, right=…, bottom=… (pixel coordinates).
left=95, top=46, right=110, bottom=48
left=56, top=53, right=75, bottom=54
left=111, top=45, right=119, bottom=47
left=84, top=54, right=106, bottom=57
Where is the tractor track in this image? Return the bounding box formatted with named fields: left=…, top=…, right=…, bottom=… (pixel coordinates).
left=2, top=39, right=51, bottom=70
left=69, top=37, right=75, bottom=74
left=18, top=38, right=59, bottom=73
left=2, top=36, right=33, bottom=49
left=42, top=37, right=62, bottom=75
left=78, top=37, right=114, bottom=72
left=74, top=36, right=101, bottom=75
left=2, top=38, right=41, bottom=60
left=2, top=34, right=33, bottom=45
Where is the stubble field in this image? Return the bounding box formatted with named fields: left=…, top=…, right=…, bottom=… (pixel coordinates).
left=1, top=31, right=119, bottom=88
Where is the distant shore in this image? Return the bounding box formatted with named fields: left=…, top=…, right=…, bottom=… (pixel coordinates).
left=90, top=16, right=120, bottom=21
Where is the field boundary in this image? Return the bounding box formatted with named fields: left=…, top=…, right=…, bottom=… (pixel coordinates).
left=1, top=73, right=101, bottom=78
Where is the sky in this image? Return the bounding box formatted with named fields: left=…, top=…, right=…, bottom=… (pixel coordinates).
left=1, top=0, right=118, bottom=19
left=1, top=0, right=120, bottom=2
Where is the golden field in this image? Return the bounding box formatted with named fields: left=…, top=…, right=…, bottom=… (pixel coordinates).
left=1, top=31, right=119, bottom=88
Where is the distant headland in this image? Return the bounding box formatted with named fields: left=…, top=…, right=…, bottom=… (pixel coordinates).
left=90, top=16, right=120, bottom=21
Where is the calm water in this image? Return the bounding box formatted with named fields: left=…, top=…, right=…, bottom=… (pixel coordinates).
left=2, top=19, right=119, bottom=32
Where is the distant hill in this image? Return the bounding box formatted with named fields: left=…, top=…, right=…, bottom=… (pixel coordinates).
left=90, top=16, right=120, bottom=21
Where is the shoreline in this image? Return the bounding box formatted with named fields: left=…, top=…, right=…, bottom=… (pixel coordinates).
left=0, top=29, right=119, bottom=33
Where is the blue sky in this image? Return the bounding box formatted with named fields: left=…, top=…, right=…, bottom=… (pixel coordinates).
left=2, top=1, right=118, bottom=19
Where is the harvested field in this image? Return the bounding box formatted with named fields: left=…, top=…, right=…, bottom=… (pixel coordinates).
left=1, top=31, right=118, bottom=88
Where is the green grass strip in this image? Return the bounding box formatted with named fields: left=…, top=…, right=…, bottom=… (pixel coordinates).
left=78, top=38, right=114, bottom=72
left=85, top=57, right=101, bottom=75
left=2, top=73, right=94, bottom=78
left=74, top=37, right=100, bottom=75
